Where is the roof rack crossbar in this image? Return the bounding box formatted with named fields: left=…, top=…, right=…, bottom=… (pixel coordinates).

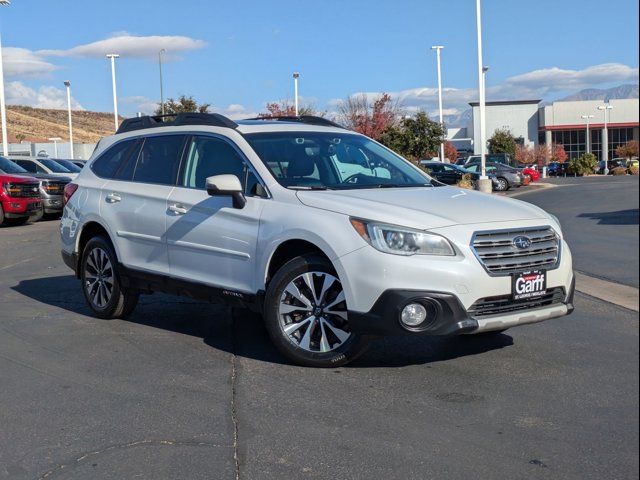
left=245, top=115, right=345, bottom=129
left=116, top=112, right=238, bottom=134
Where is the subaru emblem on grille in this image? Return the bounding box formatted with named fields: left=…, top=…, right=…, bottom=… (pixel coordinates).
left=512, top=235, right=532, bottom=250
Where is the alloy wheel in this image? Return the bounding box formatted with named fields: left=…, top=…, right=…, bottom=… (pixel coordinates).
left=278, top=271, right=351, bottom=353
left=84, top=247, right=114, bottom=309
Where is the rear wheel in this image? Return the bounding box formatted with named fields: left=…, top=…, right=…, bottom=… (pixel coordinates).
left=81, top=236, right=139, bottom=319
left=264, top=254, right=370, bottom=367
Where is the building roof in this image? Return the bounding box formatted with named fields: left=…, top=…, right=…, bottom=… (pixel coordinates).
left=469, top=99, right=542, bottom=107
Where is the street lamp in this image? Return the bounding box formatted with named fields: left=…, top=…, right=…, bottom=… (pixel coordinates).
left=48, top=137, right=62, bottom=157
left=431, top=45, right=445, bottom=162
left=293, top=72, right=300, bottom=116
left=475, top=0, right=491, bottom=192
left=598, top=104, right=613, bottom=174
left=106, top=54, right=120, bottom=130
left=159, top=49, right=166, bottom=115
left=0, top=0, right=11, bottom=156
left=63, top=81, right=74, bottom=160
left=581, top=114, right=594, bottom=154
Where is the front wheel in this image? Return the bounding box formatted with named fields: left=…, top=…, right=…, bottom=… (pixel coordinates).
left=81, top=236, right=139, bottom=319
left=264, top=254, right=370, bottom=367
left=495, top=177, right=509, bottom=191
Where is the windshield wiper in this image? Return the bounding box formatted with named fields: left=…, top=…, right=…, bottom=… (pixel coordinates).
left=287, top=185, right=331, bottom=191
left=374, top=183, right=431, bottom=188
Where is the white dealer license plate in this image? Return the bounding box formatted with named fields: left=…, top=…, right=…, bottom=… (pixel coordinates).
left=512, top=270, right=547, bottom=300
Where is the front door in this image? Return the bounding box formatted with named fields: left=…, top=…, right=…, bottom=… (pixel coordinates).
left=166, top=135, right=265, bottom=293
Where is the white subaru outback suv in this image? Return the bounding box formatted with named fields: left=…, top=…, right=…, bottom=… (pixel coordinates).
left=60, top=113, right=575, bottom=367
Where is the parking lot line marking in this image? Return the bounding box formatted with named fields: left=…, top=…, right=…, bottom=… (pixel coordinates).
left=575, top=272, right=639, bottom=312
left=0, top=257, right=34, bottom=271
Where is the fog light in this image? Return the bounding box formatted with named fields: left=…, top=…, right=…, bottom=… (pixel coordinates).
left=401, top=303, right=427, bottom=327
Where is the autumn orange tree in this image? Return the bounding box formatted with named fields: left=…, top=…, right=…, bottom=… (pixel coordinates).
left=337, top=93, right=402, bottom=140
left=616, top=140, right=639, bottom=159
left=258, top=100, right=321, bottom=118
left=551, top=144, right=568, bottom=163
left=514, top=144, right=533, bottom=165
left=444, top=142, right=458, bottom=162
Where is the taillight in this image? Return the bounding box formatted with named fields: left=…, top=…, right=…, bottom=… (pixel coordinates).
left=63, top=183, right=78, bottom=206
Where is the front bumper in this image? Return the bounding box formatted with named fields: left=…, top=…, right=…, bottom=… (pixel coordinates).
left=42, top=196, right=64, bottom=213
left=348, top=275, right=575, bottom=336
left=2, top=199, right=41, bottom=217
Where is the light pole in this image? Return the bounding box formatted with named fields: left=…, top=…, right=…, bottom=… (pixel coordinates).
left=475, top=0, right=490, bottom=192
left=598, top=104, right=613, bottom=174
left=0, top=0, right=11, bottom=157
left=431, top=46, right=445, bottom=162
left=293, top=72, right=300, bottom=116
left=581, top=114, right=594, bottom=154
left=106, top=54, right=120, bottom=130
left=48, top=137, right=62, bottom=157
left=63, top=81, right=74, bottom=160
left=159, top=49, right=166, bottom=115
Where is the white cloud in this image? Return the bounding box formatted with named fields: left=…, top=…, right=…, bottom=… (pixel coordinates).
left=121, top=95, right=159, bottom=115
left=6, top=81, right=84, bottom=109
left=38, top=33, right=207, bottom=59
left=218, top=104, right=259, bottom=120
left=3, top=47, right=57, bottom=78
left=328, top=63, right=639, bottom=125
left=504, top=63, right=639, bottom=92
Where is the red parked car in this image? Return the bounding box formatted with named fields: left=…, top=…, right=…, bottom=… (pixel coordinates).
left=0, top=158, right=42, bottom=226
left=521, top=166, right=540, bottom=182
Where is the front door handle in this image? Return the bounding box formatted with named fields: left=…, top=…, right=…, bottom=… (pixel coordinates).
left=168, top=203, right=188, bottom=215
left=106, top=192, right=121, bottom=203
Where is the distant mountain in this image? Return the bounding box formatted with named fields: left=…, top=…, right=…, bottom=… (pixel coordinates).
left=559, top=84, right=639, bottom=102
left=444, top=108, right=472, bottom=129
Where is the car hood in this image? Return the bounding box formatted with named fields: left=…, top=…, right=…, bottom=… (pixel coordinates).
left=28, top=173, right=73, bottom=182
left=0, top=173, right=40, bottom=183
left=296, top=186, right=550, bottom=229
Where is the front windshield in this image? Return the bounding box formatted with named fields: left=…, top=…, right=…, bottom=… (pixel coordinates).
left=40, top=159, right=71, bottom=173
left=0, top=156, right=29, bottom=174
left=54, top=159, right=82, bottom=172
left=244, top=132, right=431, bottom=189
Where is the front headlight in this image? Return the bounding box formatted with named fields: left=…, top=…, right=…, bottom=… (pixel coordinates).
left=350, top=218, right=456, bottom=256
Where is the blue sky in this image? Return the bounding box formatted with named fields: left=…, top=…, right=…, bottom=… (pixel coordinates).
left=2, top=0, right=639, bottom=119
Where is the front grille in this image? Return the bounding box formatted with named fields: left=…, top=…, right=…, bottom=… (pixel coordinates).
left=471, top=226, right=560, bottom=275
left=42, top=181, right=67, bottom=195
left=4, top=182, right=40, bottom=198
left=468, top=287, right=565, bottom=318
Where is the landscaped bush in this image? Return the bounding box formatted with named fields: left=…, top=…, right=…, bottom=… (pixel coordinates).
left=456, top=173, right=475, bottom=190
left=568, top=153, right=598, bottom=176
left=611, top=166, right=628, bottom=176
left=629, top=165, right=639, bottom=176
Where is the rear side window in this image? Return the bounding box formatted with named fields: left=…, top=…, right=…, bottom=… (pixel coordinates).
left=133, top=135, right=186, bottom=185
left=92, top=139, right=140, bottom=179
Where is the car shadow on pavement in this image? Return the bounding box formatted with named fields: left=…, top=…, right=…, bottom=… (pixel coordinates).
left=13, top=275, right=514, bottom=368
left=578, top=209, right=639, bottom=225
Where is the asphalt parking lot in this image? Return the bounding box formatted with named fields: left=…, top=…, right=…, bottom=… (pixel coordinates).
left=1, top=178, right=638, bottom=480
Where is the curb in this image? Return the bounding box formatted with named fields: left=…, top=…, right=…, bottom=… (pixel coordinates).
left=575, top=272, right=639, bottom=312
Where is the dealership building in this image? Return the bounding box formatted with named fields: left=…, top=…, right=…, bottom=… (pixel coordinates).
left=448, top=97, right=639, bottom=160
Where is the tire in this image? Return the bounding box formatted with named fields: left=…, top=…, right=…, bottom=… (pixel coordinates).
left=495, top=177, right=509, bottom=192
left=263, top=254, right=370, bottom=367
left=0, top=204, right=4, bottom=226
left=80, top=235, right=139, bottom=319
left=30, top=206, right=44, bottom=223
left=5, top=217, right=29, bottom=226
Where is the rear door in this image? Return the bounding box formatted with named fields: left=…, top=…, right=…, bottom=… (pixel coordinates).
left=100, top=134, right=187, bottom=275
left=166, top=134, right=266, bottom=293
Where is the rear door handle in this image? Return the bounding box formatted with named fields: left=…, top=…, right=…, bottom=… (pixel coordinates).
left=106, top=192, right=121, bottom=203
left=168, top=204, right=188, bottom=215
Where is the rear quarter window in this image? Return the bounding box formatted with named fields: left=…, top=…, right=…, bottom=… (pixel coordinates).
left=92, top=139, right=141, bottom=179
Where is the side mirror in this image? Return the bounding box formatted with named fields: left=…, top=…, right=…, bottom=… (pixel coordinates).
left=205, top=174, right=246, bottom=209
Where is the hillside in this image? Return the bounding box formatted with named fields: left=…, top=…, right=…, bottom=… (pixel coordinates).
left=6, top=106, right=121, bottom=144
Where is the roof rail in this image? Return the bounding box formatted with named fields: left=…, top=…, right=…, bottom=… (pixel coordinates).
left=116, top=112, right=238, bottom=134
left=245, top=115, right=345, bottom=129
